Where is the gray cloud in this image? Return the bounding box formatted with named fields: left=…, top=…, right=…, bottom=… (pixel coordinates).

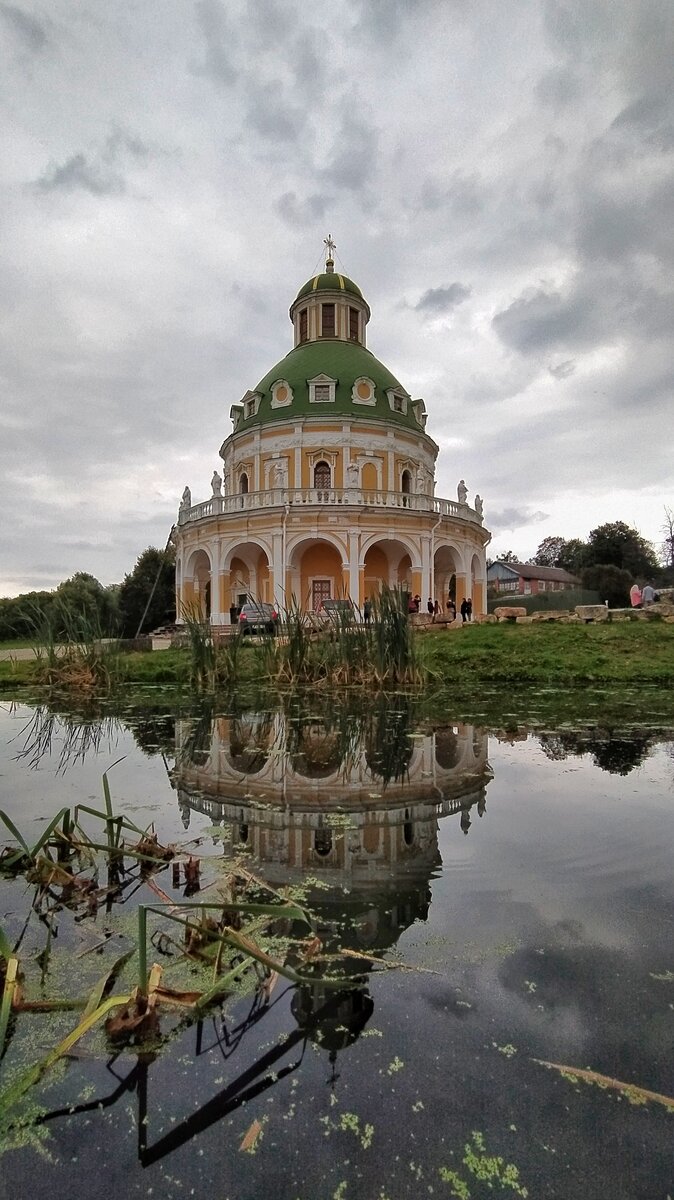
left=414, top=282, right=471, bottom=314
left=35, top=153, right=126, bottom=196
left=276, top=191, right=331, bottom=226
left=1, top=0, right=673, bottom=593
left=548, top=359, right=576, bottom=379
left=193, top=0, right=237, bottom=85
left=321, top=111, right=379, bottom=190
left=245, top=82, right=304, bottom=141
left=488, top=508, right=550, bottom=533
left=492, top=288, right=594, bottom=355
left=34, top=130, right=150, bottom=196
left=0, top=2, right=47, bottom=50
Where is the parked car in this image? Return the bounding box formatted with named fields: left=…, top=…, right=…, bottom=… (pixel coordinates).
left=318, top=598, right=356, bottom=626
left=237, top=601, right=279, bottom=636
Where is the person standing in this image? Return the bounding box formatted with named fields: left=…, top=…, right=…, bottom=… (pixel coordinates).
left=427, top=598, right=434, bottom=615
left=447, top=598, right=456, bottom=621
left=363, top=599, right=372, bottom=625
left=630, top=583, right=642, bottom=609
left=433, top=599, right=440, bottom=616
left=466, top=597, right=473, bottom=622
left=642, top=583, right=656, bottom=607
left=460, top=598, right=468, bottom=623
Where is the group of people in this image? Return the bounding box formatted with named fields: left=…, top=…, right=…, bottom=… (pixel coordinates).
left=630, top=583, right=658, bottom=609
left=408, top=595, right=473, bottom=622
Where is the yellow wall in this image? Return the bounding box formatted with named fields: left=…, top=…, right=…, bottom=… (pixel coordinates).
left=363, top=545, right=389, bottom=597
left=362, top=462, right=378, bottom=491
left=299, top=543, right=343, bottom=608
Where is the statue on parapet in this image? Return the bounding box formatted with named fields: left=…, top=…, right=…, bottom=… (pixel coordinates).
left=180, top=485, right=191, bottom=512
left=474, top=494, right=483, bottom=518
left=457, top=479, right=468, bottom=504
left=211, top=470, right=222, bottom=497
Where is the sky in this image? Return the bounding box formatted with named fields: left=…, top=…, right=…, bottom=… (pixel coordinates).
left=1, top=0, right=673, bottom=595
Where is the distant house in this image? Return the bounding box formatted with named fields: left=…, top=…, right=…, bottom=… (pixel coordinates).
left=487, top=561, right=580, bottom=596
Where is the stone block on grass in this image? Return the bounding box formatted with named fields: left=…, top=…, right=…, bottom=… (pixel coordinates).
left=494, top=606, right=527, bottom=621
left=575, top=605, right=609, bottom=622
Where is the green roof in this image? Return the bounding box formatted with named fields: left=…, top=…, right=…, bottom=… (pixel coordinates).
left=242, top=339, right=422, bottom=431
left=294, top=272, right=364, bottom=302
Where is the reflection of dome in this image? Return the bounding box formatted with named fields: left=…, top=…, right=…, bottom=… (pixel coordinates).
left=291, top=986, right=374, bottom=1053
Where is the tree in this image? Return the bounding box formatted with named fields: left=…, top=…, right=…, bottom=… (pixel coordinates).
left=532, top=536, right=567, bottom=567
left=496, top=550, right=520, bottom=564
left=55, top=572, right=118, bottom=633
left=580, top=564, right=632, bottom=608
left=119, top=546, right=176, bottom=636
left=586, top=522, right=659, bottom=578
left=556, top=538, right=588, bottom=574
left=661, top=506, right=674, bottom=571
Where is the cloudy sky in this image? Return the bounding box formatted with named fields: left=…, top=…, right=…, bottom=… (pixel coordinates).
left=1, top=0, right=673, bottom=595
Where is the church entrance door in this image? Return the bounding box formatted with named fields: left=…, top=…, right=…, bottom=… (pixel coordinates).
left=312, top=579, right=331, bottom=611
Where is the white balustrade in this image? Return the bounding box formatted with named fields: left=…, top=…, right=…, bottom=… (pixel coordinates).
left=178, top=488, right=482, bottom=525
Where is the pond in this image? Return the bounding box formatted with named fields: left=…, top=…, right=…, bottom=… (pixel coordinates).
left=0, top=695, right=673, bottom=1199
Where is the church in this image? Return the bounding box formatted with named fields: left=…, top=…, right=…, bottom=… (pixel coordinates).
left=175, top=240, right=490, bottom=623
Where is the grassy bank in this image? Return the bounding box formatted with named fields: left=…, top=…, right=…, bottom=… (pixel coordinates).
left=2, top=620, right=674, bottom=696
left=419, top=621, right=674, bottom=685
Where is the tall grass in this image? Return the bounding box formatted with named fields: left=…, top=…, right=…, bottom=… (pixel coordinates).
left=181, top=603, right=244, bottom=690
left=269, top=584, right=423, bottom=688
left=28, top=601, right=125, bottom=692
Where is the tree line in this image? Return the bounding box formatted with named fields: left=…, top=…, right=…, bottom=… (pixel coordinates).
left=0, top=547, right=176, bottom=642
left=491, top=519, right=673, bottom=608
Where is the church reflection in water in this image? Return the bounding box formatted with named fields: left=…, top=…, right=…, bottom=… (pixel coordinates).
left=170, top=708, right=492, bottom=1075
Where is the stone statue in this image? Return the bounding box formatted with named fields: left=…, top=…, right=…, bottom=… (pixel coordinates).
left=180, top=486, right=191, bottom=511
left=474, top=493, right=484, bottom=518
left=457, top=479, right=468, bottom=504
left=346, top=461, right=359, bottom=486
left=211, top=470, right=222, bottom=497
left=416, top=466, right=426, bottom=494
left=273, top=459, right=288, bottom=488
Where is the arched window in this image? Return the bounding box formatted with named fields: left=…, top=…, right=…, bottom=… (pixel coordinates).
left=401, top=469, right=411, bottom=507
left=314, top=828, right=333, bottom=857
left=314, top=461, right=331, bottom=493
left=239, top=472, right=249, bottom=494
left=403, top=808, right=414, bottom=846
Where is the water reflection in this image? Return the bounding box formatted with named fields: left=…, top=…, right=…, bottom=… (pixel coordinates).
left=172, top=709, right=492, bottom=882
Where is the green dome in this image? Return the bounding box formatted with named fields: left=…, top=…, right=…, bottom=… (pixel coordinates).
left=294, top=271, right=364, bottom=302
left=242, top=339, right=422, bottom=431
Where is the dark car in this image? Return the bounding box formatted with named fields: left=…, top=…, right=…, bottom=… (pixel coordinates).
left=237, top=601, right=279, bottom=636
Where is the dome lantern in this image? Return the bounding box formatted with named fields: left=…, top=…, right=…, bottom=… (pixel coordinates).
left=289, top=235, right=371, bottom=348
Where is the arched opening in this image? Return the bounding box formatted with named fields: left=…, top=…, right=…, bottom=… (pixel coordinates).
left=226, top=542, right=272, bottom=615
left=403, top=808, right=415, bottom=846
left=434, top=545, right=463, bottom=615
left=184, top=549, right=212, bottom=622
left=362, top=538, right=418, bottom=607
left=314, top=828, right=333, bottom=857
left=239, top=472, right=249, bottom=494
left=471, top=553, right=485, bottom=616
left=435, top=728, right=460, bottom=770
left=314, top=460, right=331, bottom=499
left=288, top=537, right=345, bottom=612
left=401, top=469, right=411, bottom=507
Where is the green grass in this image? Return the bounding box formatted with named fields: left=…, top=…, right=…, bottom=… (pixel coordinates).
left=419, top=621, right=674, bottom=685
left=2, top=622, right=674, bottom=696
left=0, top=639, right=32, bottom=650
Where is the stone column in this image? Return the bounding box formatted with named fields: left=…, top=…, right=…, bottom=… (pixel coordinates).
left=271, top=533, right=285, bottom=610
left=348, top=532, right=360, bottom=604
left=420, top=536, right=432, bottom=606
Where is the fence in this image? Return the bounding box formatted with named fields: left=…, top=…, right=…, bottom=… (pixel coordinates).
left=487, top=588, right=600, bottom=615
